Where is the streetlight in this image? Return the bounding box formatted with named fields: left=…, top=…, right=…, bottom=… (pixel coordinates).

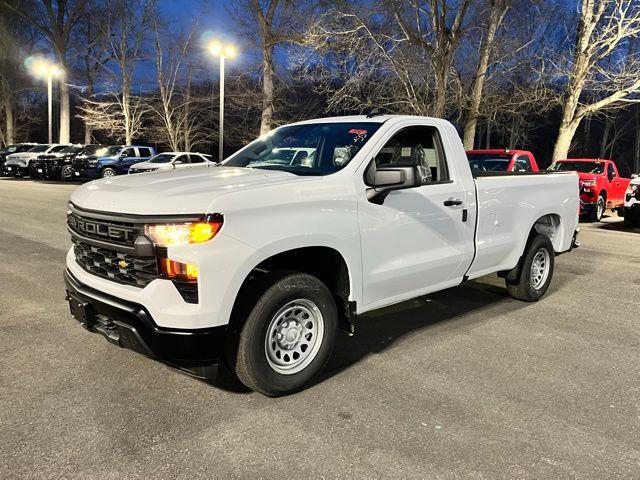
left=207, top=40, right=237, bottom=162
left=30, top=59, right=64, bottom=143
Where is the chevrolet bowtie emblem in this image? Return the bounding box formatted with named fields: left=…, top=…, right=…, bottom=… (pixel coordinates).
left=118, top=260, right=130, bottom=268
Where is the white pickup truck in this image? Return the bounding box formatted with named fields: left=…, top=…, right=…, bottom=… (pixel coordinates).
left=64, top=115, right=579, bottom=396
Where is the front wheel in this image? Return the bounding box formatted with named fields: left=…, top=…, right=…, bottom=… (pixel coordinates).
left=60, top=165, right=74, bottom=181
left=506, top=233, right=555, bottom=302
left=588, top=195, right=605, bottom=222
left=229, top=272, right=337, bottom=396
left=101, top=167, right=116, bottom=178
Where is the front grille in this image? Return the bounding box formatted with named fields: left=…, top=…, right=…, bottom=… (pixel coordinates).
left=73, top=238, right=158, bottom=288
left=67, top=211, right=141, bottom=247
left=72, top=157, right=91, bottom=169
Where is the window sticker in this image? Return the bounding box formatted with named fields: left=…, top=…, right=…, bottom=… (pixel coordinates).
left=348, top=128, right=369, bottom=142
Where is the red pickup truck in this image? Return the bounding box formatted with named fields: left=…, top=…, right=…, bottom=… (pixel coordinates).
left=466, top=149, right=540, bottom=173
left=548, top=159, right=630, bottom=222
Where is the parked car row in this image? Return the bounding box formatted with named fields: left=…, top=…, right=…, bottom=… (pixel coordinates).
left=0, top=143, right=217, bottom=181
left=465, top=148, right=634, bottom=224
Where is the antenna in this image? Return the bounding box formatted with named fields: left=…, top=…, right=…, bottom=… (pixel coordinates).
left=366, top=107, right=385, bottom=118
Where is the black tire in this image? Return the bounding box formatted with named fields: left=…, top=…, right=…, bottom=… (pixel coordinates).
left=101, top=167, right=117, bottom=178
left=617, top=206, right=625, bottom=218
left=588, top=195, right=605, bottom=222
left=60, top=165, right=73, bottom=181
left=29, top=163, right=40, bottom=179
left=506, top=233, right=555, bottom=302
left=624, top=214, right=639, bottom=228
left=229, top=272, right=337, bottom=396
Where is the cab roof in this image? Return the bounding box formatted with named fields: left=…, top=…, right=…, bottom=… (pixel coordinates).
left=558, top=158, right=611, bottom=162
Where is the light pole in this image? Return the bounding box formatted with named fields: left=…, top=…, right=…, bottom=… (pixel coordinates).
left=207, top=41, right=237, bottom=162
left=31, top=59, right=64, bottom=143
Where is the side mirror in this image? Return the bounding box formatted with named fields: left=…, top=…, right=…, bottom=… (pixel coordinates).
left=174, top=160, right=183, bottom=165
left=365, top=162, right=421, bottom=204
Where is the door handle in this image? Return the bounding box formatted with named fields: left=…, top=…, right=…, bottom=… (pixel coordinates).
left=444, top=198, right=463, bottom=206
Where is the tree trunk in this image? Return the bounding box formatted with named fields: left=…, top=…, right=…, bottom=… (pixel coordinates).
left=432, top=67, right=447, bottom=118
left=123, top=88, right=132, bottom=145
left=485, top=118, right=491, bottom=148
left=462, top=0, right=506, bottom=150
left=552, top=118, right=582, bottom=161
left=599, top=117, right=611, bottom=158
left=4, top=96, right=14, bottom=144
left=260, top=44, right=275, bottom=134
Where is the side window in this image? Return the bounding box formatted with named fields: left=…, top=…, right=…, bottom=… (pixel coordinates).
left=372, top=126, right=449, bottom=183
left=175, top=154, right=190, bottom=164
left=189, top=154, right=204, bottom=164
left=121, top=148, right=135, bottom=158
left=138, top=148, right=152, bottom=157
left=607, top=163, right=616, bottom=178
left=514, top=155, right=532, bottom=172
left=51, top=145, right=67, bottom=153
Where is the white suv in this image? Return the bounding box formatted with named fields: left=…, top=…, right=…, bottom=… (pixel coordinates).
left=623, top=174, right=640, bottom=227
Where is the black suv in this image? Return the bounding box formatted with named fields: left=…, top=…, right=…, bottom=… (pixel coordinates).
left=0, top=144, right=38, bottom=176
left=32, top=144, right=107, bottom=181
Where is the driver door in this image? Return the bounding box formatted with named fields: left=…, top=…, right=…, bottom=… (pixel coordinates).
left=357, top=124, right=475, bottom=309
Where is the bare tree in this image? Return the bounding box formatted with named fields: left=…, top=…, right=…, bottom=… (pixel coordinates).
left=147, top=15, right=211, bottom=151
left=4, top=0, right=87, bottom=143
left=551, top=0, right=640, bottom=161
left=102, top=0, right=154, bottom=144
left=232, top=0, right=304, bottom=133
left=461, top=0, right=509, bottom=149
left=74, top=0, right=110, bottom=143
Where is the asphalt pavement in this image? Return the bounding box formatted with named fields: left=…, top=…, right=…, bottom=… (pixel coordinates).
left=1, top=177, right=639, bottom=479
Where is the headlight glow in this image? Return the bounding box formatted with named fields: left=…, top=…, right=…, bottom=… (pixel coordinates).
left=145, top=220, right=222, bottom=247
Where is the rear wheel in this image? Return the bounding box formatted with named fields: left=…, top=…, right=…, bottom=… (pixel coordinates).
left=101, top=167, right=116, bottom=178
left=229, top=272, right=337, bottom=396
left=506, top=233, right=555, bottom=302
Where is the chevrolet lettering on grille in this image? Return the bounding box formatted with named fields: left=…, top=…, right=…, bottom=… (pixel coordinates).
left=68, top=214, right=135, bottom=243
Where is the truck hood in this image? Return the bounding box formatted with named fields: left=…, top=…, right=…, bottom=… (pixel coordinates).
left=129, top=160, right=163, bottom=170
left=5, top=152, right=39, bottom=164
left=576, top=172, right=601, bottom=182
left=70, top=166, right=309, bottom=215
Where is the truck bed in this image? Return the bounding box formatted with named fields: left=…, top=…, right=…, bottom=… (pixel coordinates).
left=466, top=172, right=579, bottom=280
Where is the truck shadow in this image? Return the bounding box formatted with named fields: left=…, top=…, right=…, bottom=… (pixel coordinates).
left=209, top=278, right=545, bottom=394
left=319, top=281, right=520, bottom=383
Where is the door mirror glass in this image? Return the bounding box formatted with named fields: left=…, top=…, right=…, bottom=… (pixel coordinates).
left=173, top=160, right=183, bottom=165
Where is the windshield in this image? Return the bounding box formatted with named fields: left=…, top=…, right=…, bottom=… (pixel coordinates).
left=0, top=145, right=17, bottom=154
left=60, top=145, right=83, bottom=154
left=548, top=161, right=604, bottom=174
left=224, top=122, right=382, bottom=175
left=94, top=146, right=122, bottom=157
left=28, top=145, right=50, bottom=153
left=82, top=145, right=107, bottom=155
left=467, top=153, right=511, bottom=172
left=149, top=153, right=176, bottom=164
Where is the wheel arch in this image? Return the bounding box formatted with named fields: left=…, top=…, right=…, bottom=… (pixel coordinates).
left=229, top=246, right=356, bottom=333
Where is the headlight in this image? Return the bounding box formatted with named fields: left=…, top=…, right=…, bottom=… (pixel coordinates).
left=145, top=220, right=223, bottom=247
left=87, top=158, right=98, bottom=165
